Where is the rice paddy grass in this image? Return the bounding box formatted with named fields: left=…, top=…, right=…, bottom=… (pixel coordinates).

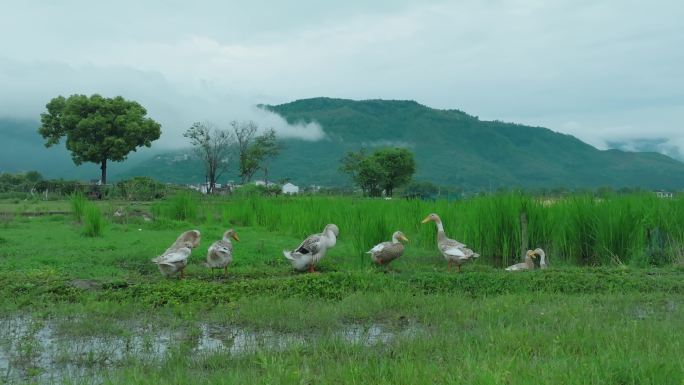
left=0, top=193, right=683, bottom=384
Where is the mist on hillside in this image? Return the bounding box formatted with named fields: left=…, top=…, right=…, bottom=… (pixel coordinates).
left=0, top=58, right=324, bottom=149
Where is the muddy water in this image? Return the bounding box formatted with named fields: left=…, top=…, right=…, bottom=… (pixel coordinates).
left=0, top=315, right=423, bottom=384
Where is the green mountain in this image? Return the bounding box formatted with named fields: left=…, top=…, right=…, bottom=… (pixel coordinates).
left=263, top=98, right=684, bottom=190
left=3, top=98, right=684, bottom=190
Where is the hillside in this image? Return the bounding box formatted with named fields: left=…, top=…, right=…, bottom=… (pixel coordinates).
left=3, top=98, right=684, bottom=190
left=261, top=98, right=684, bottom=189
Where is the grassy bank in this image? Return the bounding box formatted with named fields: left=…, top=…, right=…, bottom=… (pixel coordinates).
left=2, top=293, right=682, bottom=384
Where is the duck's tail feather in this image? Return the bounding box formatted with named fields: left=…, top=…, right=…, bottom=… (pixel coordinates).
left=283, top=250, right=295, bottom=260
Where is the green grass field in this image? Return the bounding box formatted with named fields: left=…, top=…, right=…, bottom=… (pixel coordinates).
left=0, top=194, right=683, bottom=384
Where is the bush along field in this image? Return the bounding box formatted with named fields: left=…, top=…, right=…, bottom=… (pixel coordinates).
left=0, top=192, right=682, bottom=384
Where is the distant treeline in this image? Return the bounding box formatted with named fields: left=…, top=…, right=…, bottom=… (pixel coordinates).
left=0, top=172, right=169, bottom=201
left=0, top=170, right=660, bottom=201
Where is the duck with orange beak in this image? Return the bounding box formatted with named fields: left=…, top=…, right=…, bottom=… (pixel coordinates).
left=205, top=229, right=240, bottom=276
left=505, top=250, right=538, bottom=271
left=367, top=230, right=409, bottom=268
left=283, top=224, right=339, bottom=273
left=421, top=213, right=479, bottom=272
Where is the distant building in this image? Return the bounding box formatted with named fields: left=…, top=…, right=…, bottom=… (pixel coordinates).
left=224, top=181, right=238, bottom=192
left=189, top=182, right=222, bottom=194
left=282, top=182, right=299, bottom=195
left=654, top=190, right=674, bottom=199
left=254, top=180, right=277, bottom=187
left=172, top=154, right=189, bottom=162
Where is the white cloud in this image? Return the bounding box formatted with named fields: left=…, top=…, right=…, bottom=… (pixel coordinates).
left=0, top=0, right=682, bottom=156
left=0, top=58, right=323, bottom=146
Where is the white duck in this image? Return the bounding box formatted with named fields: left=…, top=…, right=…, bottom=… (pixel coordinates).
left=164, top=229, right=201, bottom=254
left=151, top=247, right=192, bottom=279
left=505, top=250, right=538, bottom=271
left=205, top=229, right=239, bottom=276
left=421, top=213, right=479, bottom=272
left=283, top=224, right=339, bottom=273
left=533, top=248, right=548, bottom=269
left=367, top=231, right=409, bottom=267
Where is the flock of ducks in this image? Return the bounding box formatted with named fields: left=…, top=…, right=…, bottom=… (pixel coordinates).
left=151, top=213, right=547, bottom=278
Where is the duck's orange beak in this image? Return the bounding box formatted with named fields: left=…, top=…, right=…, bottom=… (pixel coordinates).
left=232, top=233, right=240, bottom=242
left=421, top=216, right=431, bottom=224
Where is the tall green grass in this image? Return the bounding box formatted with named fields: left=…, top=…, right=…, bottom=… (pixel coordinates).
left=70, top=192, right=86, bottom=222
left=152, top=192, right=199, bottom=222
left=152, top=192, right=684, bottom=267
left=83, top=203, right=104, bottom=237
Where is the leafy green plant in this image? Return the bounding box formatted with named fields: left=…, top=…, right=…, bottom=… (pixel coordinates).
left=83, top=203, right=104, bottom=237
left=70, top=192, right=86, bottom=222
left=152, top=192, right=199, bottom=222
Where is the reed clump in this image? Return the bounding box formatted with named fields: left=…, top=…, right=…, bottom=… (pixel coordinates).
left=153, top=192, right=684, bottom=266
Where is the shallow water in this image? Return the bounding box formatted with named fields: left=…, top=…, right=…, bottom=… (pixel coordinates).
left=0, top=315, right=423, bottom=384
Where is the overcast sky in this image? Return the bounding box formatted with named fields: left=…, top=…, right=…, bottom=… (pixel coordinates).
left=1, top=0, right=682, bottom=155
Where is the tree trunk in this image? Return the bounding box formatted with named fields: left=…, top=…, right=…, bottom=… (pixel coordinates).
left=208, top=169, right=215, bottom=194
left=100, top=159, right=107, bottom=185
left=264, top=166, right=269, bottom=186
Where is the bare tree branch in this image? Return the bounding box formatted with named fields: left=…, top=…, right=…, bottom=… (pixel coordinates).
left=184, top=121, right=235, bottom=194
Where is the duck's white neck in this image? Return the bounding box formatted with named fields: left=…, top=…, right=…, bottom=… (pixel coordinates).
left=433, top=220, right=447, bottom=242
left=391, top=234, right=400, bottom=244
left=323, top=230, right=337, bottom=247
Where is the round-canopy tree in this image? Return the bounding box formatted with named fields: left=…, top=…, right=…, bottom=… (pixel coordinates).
left=38, top=94, right=161, bottom=184
left=339, top=147, right=416, bottom=197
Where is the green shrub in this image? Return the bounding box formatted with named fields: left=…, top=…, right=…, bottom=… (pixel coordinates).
left=113, top=177, right=167, bottom=201
left=152, top=192, right=199, bottom=222
left=70, top=192, right=86, bottom=222
left=83, top=203, right=104, bottom=237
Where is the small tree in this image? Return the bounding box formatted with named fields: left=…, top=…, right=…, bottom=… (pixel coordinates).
left=357, top=157, right=386, bottom=197
left=184, top=122, right=234, bottom=194
left=403, top=180, right=439, bottom=199
left=340, top=149, right=378, bottom=196
left=372, top=148, right=416, bottom=197
left=339, top=147, right=416, bottom=197
left=231, top=120, right=258, bottom=183
left=250, top=129, right=282, bottom=184
left=38, top=94, right=161, bottom=184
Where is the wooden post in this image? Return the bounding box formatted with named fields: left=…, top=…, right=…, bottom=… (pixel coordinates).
left=520, top=212, right=528, bottom=261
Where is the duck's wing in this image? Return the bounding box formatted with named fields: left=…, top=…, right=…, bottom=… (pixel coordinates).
left=209, top=240, right=232, bottom=254
left=367, top=241, right=389, bottom=254
left=374, top=242, right=404, bottom=262
left=505, top=262, right=527, bottom=271
left=156, top=250, right=189, bottom=265
left=207, top=241, right=231, bottom=263
left=294, top=233, right=323, bottom=255
left=439, top=239, right=467, bottom=257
